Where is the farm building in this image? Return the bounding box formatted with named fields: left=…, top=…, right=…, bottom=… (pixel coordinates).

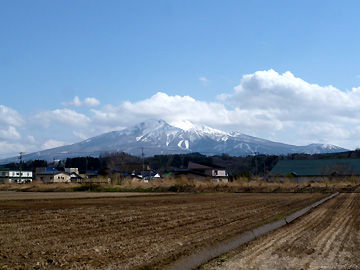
left=170, top=162, right=228, bottom=182
left=270, top=159, right=360, bottom=182
left=69, top=172, right=83, bottom=182
left=188, top=162, right=228, bottom=178
left=36, top=171, right=71, bottom=183
left=0, top=169, right=33, bottom=184
left=64, top=168, right=83, bottom=182
left=65, top=168, right=79, bottom=174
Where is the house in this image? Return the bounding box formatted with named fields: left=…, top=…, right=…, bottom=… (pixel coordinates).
left=130, top=170, right=160, bottom=181
left=0, top=169, right=33, bottom=184
left=85, top=170, right=98, bottom=179
left=69, top=172, right=83, bottom=182
left=35, top=167, right=59, bottom=174
left=170, top=162, right=228, bottom=182
left=188, top=161, right=228, bottom=180
left=270, top=159, right=360, bottom=182
left=64, top=168, right=83, bottom=182
left=36, top=170, right=71, bottom=183
left=65, top=168, right=79, bottom=174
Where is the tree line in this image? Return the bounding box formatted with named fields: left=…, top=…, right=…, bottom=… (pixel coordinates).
left=1, top=149, right=360, bottom=177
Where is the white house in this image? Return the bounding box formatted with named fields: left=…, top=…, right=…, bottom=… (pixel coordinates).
left=36, top=171, right=71, bottom=183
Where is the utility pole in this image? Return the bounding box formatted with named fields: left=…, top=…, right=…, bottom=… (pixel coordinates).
left=254, top=152, right=258, bottom=180
left=19, top=152, right=24, bottom=183
left=141, top=147, right=145, bottom=179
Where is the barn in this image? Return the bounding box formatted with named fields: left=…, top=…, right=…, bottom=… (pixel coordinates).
left=270, top=159, right=360, bottom=182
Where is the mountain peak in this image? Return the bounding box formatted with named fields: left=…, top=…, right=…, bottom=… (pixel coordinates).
left=171, top=120, right=228, bottom=135
left=171, top=120, right=196, bottom=131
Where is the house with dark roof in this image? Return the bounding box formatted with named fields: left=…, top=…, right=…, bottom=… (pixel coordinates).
left=170, top=161, right=228, bottom=182
left=270, top=159, right=360, bottom=182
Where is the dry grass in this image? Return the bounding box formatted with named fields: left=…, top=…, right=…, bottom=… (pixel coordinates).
left=1, top=176, right=360, bottom=193
left=0, top=181, right=81, bottom=192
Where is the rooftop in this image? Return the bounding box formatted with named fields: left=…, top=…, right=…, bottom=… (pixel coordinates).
left=270, top=159, right=360, bottom=176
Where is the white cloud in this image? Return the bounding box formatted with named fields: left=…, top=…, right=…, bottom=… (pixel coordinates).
left=63, top=96, right=100, bottom=107
left=42, top=139, right=66, bottom=150
left=84, top=97, right=100, bottom=107
left=72, top=96, right=82, bottom=107
left=0, top=141, right=26, bottom=156
left=224, top=70, right=357, bottom=118
left=27, top=135, right=36, bottom=144
left=90, top=92, right=283, bottom=133
left=73, top=131, right=88, bottom=140
left=0, top=105, right=23, bottom=126
left=0, top=126, right=21, bottom=140
left=3, top=69, right=360, bottom=158
left=36, top=108, right=91, bottom=128
left=217, top=69, right=360, bottom=148
left=89, top=70, right=360, bottom=148
left=199, top=76, right=209, bottom=85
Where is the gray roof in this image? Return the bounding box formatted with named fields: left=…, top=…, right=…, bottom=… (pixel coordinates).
left=188, top=161, right=225, bottom=170
left=270, top=159, right=360, bottom=176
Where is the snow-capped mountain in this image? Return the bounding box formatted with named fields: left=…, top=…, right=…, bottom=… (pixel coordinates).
left=0, top=119, right=348, bottom=163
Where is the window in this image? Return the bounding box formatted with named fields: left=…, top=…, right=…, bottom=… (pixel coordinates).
left=214, top=170, right=218, bottom=175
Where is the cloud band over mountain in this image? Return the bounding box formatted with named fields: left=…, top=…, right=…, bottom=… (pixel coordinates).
left=1, top=70, right=360, bottom=157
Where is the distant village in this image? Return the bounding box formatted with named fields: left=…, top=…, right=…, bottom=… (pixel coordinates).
left=0, top=161, right=229, bottom=184
left=1, top=150, right=360, bottom=184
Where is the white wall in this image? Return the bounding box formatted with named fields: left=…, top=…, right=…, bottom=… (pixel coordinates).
left=212, top=170, right=227, bottom=177
left=0, top=171, right=32, bottom=178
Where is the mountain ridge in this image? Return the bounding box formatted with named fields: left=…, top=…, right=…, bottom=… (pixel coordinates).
left=0, top=119, right=348, bottom=163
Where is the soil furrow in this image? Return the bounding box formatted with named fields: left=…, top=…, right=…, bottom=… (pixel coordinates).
left=203, top=194, right=360, bottom=270
left=0, top=192, right=326, bottom=269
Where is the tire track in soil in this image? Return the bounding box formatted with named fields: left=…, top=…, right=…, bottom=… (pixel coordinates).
left=205, top=193, right=360, bottom=270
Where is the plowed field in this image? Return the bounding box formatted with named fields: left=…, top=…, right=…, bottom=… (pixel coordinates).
left=0, top=193, right=326, bottom=269
left=206, top=193, right=360, bottom=270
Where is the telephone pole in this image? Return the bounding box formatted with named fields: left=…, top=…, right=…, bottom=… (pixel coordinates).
left=141, top=147, right=145, bottom=179
left=254, top=152, right=258, bottom=179
left=19, top=152, right=24, bottom=183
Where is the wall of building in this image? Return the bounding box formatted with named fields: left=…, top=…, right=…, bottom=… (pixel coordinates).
left=0, top=170, right=33, bottom=184
left=212, top=169, right=227, bottom=177
left=37, top=173, right=70, bottom=183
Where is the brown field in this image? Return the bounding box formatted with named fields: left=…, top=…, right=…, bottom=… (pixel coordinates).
left=0, top=191, right=174, bottom=201
left=204, top=193, right=360, bottom=270
left=0, top=192, right=326, bottom=269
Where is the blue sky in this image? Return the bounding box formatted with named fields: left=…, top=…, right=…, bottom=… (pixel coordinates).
left=1, top=0, right=360, bottom=157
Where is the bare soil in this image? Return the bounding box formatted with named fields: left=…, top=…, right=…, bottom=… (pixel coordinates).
left=204, top=193, right=360, bottom=270
left=0, top=191, right=173, bottom=201
left=0, top=193, right=326, bottom=269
